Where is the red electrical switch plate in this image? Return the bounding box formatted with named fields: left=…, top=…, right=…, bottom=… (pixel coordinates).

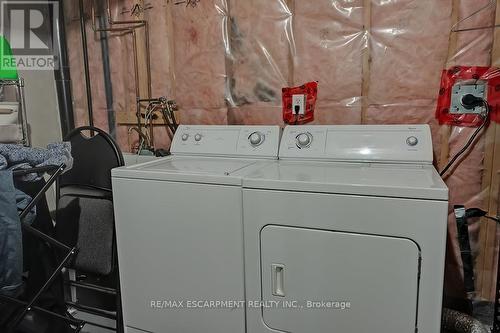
left=436, top=66, right=500, bottom=126
left=282, top=82, right=318, bottom=125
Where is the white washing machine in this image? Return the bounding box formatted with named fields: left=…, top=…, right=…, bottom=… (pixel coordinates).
left=242, top=125, right=448, bottom=333
left=112, top=125, right=281, bottom=333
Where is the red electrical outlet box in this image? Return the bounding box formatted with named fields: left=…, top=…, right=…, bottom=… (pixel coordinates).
left=282, top=82, right=318, bottom=125
left=436, top=66, right=500, bottom=126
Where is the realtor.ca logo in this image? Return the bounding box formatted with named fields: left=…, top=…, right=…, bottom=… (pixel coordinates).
left=0, top=1, right=58, bottom=71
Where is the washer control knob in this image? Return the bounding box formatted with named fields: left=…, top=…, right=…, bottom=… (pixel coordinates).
left=296, top=132, right=312, bottom=148
left=194, top=134, right=202, bottom=142
left=249, top=132, right=265, bottom=146
left=181, top=134, right=189, bottom=141
left=406, top=136, right=418, bottom=146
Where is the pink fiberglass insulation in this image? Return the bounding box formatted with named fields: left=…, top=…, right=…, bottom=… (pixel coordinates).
left=172, top=0, right=228, bottom=110
left=144, top=0, right=175, bottom=99
left=368, top=0, right=452, bottom=104
left=450, top=0, right=495, bottom=67
left=312, top=102, right=362, bottom=126
left=227, top=0, right=292, bottom=125
left=180, top=108, right=228, bottom=125
left=293, top=0, right=364, bottom=118
left=109, top=0, right=139, bottom=118
left=142, top=0, right=175, bottom=150
left=108, top=30, right=135, bottom=152
left=228, top=106, right=284, bottom=126
left=228, top=0, right=291, bottom=108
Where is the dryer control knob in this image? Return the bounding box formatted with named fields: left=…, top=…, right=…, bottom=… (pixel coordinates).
left=249, top=132, right=265, bottom=146
left=181, top=134, right=189, bottom=141
left=296, top=132, right=312, bottom=148
left=406, top=136, right=418, bottom=146
left=194, top=134, right=202, bottom=142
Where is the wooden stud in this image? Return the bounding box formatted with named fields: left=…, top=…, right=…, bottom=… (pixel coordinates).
left=477, top=125, right=500, bottom=300
left=476, top=0, right=500, bottom=301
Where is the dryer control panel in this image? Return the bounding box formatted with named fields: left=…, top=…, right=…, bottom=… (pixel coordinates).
left=172, top=125, right=281, bottom=159
left=280, top=125, right=433, bottom=163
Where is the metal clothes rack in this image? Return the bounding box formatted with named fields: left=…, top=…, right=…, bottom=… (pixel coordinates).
left=0, top=78, right=30, bottom=146
left=0, top=164, right=86, bottom=332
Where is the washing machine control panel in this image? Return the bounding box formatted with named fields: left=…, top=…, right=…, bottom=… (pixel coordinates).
left=280, top=125, right=433, bottom=163
left=171, top=125, right=280, bottom=158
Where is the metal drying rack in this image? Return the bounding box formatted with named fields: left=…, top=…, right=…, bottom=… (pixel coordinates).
left=0, top=164, right=86, bottom=332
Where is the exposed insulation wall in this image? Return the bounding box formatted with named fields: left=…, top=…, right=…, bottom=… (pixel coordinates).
left=227, top=0, right=291, bottom=124
left=294, top=0, right=364, bottom=125
left=64, top=0, right=500, bottom=304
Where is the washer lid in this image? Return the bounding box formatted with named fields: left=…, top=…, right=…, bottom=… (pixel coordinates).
left=112, top=156, right=270, bottom=185
left=243, top=161, right=448, bottom=200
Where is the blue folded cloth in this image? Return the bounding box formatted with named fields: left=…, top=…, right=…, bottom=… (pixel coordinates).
left=0, top=142, right=73, bottom=181
left=0, top=154, right=6, bottom=170
left=15, top=189, right=36, bottom=225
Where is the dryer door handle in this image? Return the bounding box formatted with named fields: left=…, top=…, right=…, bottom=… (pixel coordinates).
left=272, top=264, right=285, bottom=297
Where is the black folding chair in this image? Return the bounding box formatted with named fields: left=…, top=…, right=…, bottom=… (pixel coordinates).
left=55, top=126, right=124, bottom=332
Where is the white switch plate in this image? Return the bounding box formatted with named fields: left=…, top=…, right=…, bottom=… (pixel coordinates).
left=292, top=94, right=306, bottom=115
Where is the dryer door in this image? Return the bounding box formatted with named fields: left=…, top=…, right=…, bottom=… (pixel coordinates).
left=260, top=225, right=420, bottom=333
